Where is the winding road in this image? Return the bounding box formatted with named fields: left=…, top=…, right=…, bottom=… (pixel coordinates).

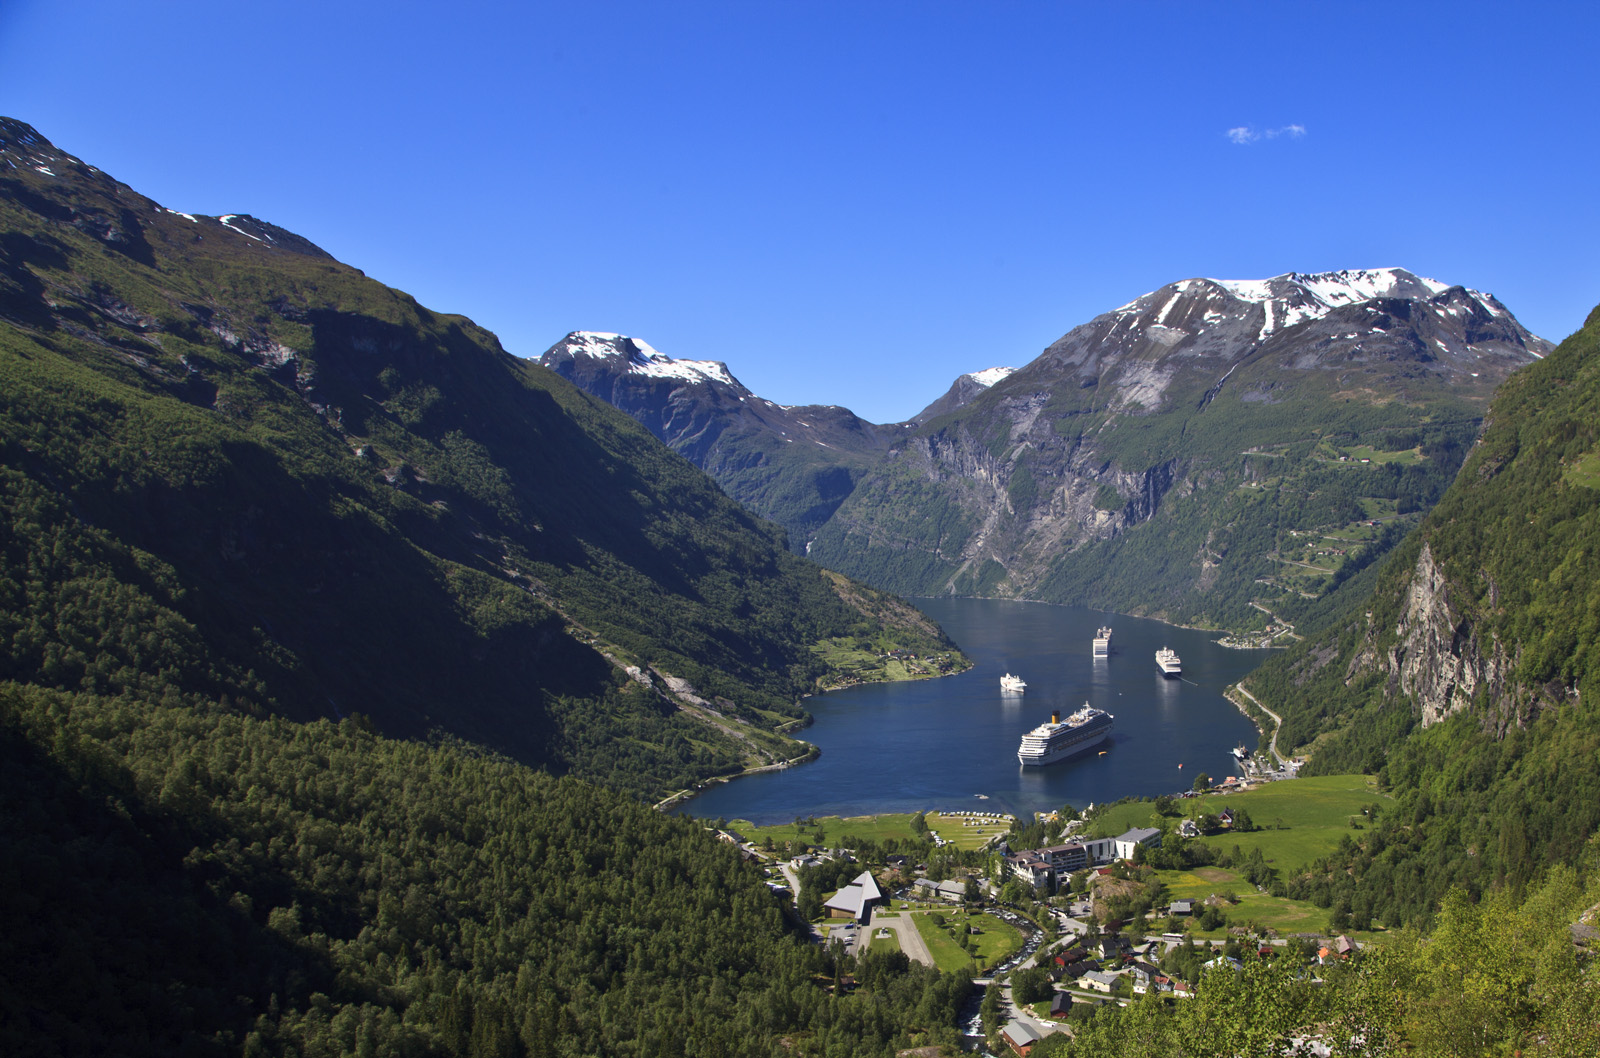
left=1231, top=685, right=1288, bottom=769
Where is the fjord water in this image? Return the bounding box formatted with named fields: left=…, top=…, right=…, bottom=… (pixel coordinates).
left=678, top=598, right=1270, bottom=825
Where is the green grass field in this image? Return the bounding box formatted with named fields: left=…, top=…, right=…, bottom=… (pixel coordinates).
left=1565, top=450, right=1600, bottom=490
left=724, top=813, right=925, bottom=847
left=1087, top=774, right=1386, bottom=873
left=1079, top=776, right=1395, bottom=939
left=1158, top=865, right=1338, bottom=936
left=910, top=913, right=978, bottom=973
left=867, top=929, right=902, bottom=954
left=722, top=809, right=1008, bottom=852
left=1333, top=444, right=1423, bottom=465
left=928, top=810, right=1012, bottom=850
left=909, top=910, right=1021, bottom=973
left=810, top=639, right=964, bottom=686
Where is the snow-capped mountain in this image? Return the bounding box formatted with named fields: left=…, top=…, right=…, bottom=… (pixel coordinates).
left=1033, top=268, right=1549, bottom=410
left=806, top=268, right=1550, bottom=625
left=914, top=365, right=1017, bottom=422
left=537, top=331, right=904, bottom=545
left=546, top=331, right=739, bottom=387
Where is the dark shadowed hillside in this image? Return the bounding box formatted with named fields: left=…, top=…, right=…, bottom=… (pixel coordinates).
left=0, top=117, right=963, bottom=800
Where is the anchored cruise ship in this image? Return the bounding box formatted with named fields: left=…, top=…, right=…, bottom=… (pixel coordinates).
left=1156, top=646, right=1182, bottom=677
left=1093, top=626, right=1112, bottom=657
left=1000, top=672, right=1027, bottom=693
left=1016, top=703, right=1114, bottom=766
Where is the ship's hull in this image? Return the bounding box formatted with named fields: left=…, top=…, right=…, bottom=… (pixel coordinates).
left=1018, top=724, right=1111, bottom=766
left=1017, top=708, right=1114, bottom=766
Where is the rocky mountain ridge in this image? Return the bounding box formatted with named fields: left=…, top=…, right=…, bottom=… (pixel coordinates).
left=804, top=267, right=1549, bottom=627
left=912, top=365, right=1016, bottom=423
left=537, top=330, right=914, bottom=544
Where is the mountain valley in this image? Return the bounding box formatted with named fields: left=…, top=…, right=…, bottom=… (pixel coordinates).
left=544, top=270, right=1551, bottom=634
left=4, top=111, right=1600, bottom=1058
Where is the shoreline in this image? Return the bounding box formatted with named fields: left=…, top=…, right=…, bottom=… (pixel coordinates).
left=665, top=599, right=1280, bottom=819
left=654, top=745, right=820, bottom=812
left=664, top=658, right=973, bottom=812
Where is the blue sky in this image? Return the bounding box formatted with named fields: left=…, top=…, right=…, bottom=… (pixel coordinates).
left=4, top=1, right=1597, bottom=423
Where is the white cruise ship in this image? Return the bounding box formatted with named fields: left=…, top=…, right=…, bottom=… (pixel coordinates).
left=1000, top=673, right=1027, bottom=693
left=1016, top=704, right=1114, bottom=766
left=1156, top=646, right=1182, bottom=677
left=1092, top=626, right=1112, bottom=657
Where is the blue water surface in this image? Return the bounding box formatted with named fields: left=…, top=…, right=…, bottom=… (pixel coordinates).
left=675, top=598, right=1272, bottom=825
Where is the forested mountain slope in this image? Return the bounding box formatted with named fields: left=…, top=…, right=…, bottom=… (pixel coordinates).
left=0, top=685, right=971, bottom=1057
left=808, top=270, right=1547, bottom=630
left=0, top=117, right=961, bottom=800
left=1245, top=299, right=1600, bottom=926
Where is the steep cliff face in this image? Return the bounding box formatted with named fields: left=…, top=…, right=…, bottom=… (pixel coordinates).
left=1380, top=542, right=1526, bottom=728
left=1239, top=302, right=1600, bottom=922
left=1256, top=296, right=1600, bottom=778
left=810, top=270, right=1546, bottom=626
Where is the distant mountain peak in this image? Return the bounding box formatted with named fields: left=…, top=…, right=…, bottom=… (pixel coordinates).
left=965, top=366, right=1016, bottom=388
left=554, top=331, right=738, bottom=387
left=1, top=116, right=74, bottom=177
left=1211, top=267, right=1447, bottom=305
left=2, top=115, right=333, bottom=260
left=913, top=366, right=1016, bottom=423
left=1092, top=267, right=1548, bottom=357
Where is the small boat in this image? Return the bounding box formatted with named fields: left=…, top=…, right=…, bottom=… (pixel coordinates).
left=1232, top=744, right=1250, bottom=761
left=1000, top=673, right=1027, bottom=693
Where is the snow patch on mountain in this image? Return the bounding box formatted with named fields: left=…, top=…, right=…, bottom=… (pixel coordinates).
left=560, top=331, right=737, bottom=386
left=1203, top=268, right=1479, bottom=342
left=966, top=366, right=1015, bottom=388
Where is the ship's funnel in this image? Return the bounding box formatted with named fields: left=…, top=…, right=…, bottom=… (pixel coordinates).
left=1051, top=711, right=1060, bottom=724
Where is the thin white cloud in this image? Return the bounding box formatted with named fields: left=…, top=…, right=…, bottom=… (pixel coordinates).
left=1227, top=124, right=1306, bottom=145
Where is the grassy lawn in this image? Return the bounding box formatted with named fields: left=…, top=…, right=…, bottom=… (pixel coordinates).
left=911, top=912, right=979, bottom=973
left=1157, top=865, right=1334, bottom=936
left=1087, top=775, right=1387, bottom=874
left=810, top=639, right=964, bottom=686
left=928, top=810, right=1013, bottom=850
left=724, top=809, right=1011, bottom=852
left=1335, top=444, right=1423, bottom=465
left=909, top=910, right=1021, bottom=973
left=1028, top=999, right=1072, bottom=1023
left=723, top=812, right=924, bottom=847
left=868, top=929, right=901, bottom=954
left=965, top=912, right=1023, bottom=968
